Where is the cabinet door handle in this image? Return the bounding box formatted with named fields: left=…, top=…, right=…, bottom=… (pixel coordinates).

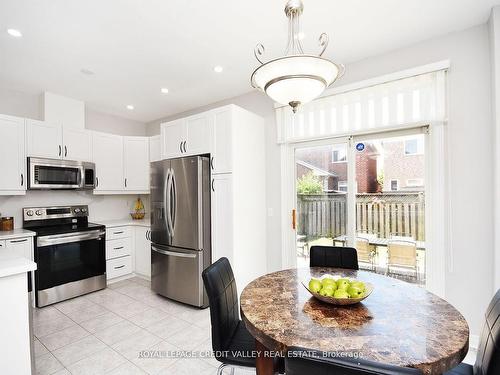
left=113, top=246, right=124, bottom=250
left=179, top=142, right=183, bottom=153
left=183, top=141, right=187, bottom=153
left=125, top=178, right=127, bottom=188
left=114, top=265, right=125, bottom=269
left=96, top=177, right=99, bottom=187
left=20, top=173, right=24, bottom=186
left=211, top=178, right=215, bottom=192
left=113, top=231, right=124, bottom=235
left=210, top=156, right=214, bottom=170
left=64, top=146, right=67, bottom=157
left=58, top=145, right=62, bottom=157
left=10, top=239, right=28, bottom=243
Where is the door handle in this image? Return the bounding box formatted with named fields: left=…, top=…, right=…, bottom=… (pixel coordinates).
left=114, top=265, right=125, bottom=269
left=292, top=209, right=296, bottom=230
left=113, top=246, right=124, bottom=250
left=96, top=177, right=99, bottom=187
left=64, top=146, right=67, bottom=158
left=152, top=246, right=197, bottom=258
left=182, top=141, right=187, bottom=153
left=58, top=145, right=62, bottom=157
left=113, top=231, right=124, bottom=235
left=125, top=178, right=127, bottom=188
left=210, top=156, right=214, bottom=170
left=20, top=173, right=24, bottom=186
left=179, top=142, right=183, bottom=153
left=211, top=178, right=215, bottom=192
left=10, top=238, right=28, bottom=243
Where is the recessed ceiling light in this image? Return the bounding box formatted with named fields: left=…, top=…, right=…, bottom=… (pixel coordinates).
left=7, top=29, right=22, bottom=37
left=160, top=88, right=169, bottom=94
left=80, top=68, right=94, bottom=75
left=213, top=66, right=223, bottom=73
left=126, top=105, right=134, bottom=110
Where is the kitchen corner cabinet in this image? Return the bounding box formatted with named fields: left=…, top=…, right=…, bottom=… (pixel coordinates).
left=134, top=226, right=151, bottom=278
left=124, top=137, right=150, bottom=191
left=26, top=119, right=91, bottom=161
left=92, top=132, right=124, bottom=192
left=0, top=114, right=26, bottom=195
left=211, top=174, right=234, bottom=265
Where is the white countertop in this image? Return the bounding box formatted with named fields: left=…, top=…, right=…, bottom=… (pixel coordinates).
left=97, top=217, right=150, bottom=228
left=0, top=229, right=36, bottom=241
left=0, top=254, right=36, bottom=278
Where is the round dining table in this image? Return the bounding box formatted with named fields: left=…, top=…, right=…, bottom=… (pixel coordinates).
left=240, top=267, right=469, bottom=375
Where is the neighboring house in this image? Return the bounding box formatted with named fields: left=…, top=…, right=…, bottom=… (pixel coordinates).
left=295, top=143, right=379, bottom=193
left=382, top=136, right=425, bottom=192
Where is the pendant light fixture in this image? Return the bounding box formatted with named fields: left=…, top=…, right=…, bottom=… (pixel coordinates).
left=251, top=0, right=344, bottom=113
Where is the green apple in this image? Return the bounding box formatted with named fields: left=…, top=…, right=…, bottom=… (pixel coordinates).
left=347, top=285, right=364, bottom=298
left=336, top=278, right=350, bottom=290
left=321, top=285, right=335, bottom=297
left=321, top=278, right=337, bottom=290
left=350, top=281, right=366, bottom=292
left=308, top=279, right=322, bottom=293
left=333, top=289, right=350, bottom=298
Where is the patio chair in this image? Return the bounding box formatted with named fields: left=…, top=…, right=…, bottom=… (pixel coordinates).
left=387, top=239, right=418, bottom=279
left=355, top=237, right=375, bottom=271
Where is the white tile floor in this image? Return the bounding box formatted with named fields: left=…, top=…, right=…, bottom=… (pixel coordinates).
left=33, top=277, right=253, bottom=375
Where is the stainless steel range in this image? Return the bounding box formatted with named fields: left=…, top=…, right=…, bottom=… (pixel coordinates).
left=23, top=205, right=106, bottom=307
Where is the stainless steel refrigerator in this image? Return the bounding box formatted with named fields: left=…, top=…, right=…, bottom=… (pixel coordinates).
left=150, top=156, right=211, bottom=308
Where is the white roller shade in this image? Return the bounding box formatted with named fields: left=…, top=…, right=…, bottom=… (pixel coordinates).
left=276, top=70, right=447, bottom=143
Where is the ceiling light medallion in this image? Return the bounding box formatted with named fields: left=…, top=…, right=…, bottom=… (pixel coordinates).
left=251, top=0, right=344, bottom=113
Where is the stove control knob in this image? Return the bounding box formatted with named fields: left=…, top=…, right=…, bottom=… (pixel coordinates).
left=81, top=208, right=87, bottom=213
left=74, top=208, right=81, bottom=213
left=35, top=210, right=42, bottom=216
left=26, top=210, right=33, bottom=216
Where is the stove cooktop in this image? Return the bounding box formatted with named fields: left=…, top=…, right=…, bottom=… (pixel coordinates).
left=30, top=222, right=105, bottom=237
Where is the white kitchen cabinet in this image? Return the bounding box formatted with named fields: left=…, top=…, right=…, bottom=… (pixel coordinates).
left=134, top=226, right=151, bottom=278
left=92, top=132, right=124, bottom=192
left=211, top=108, right=233, bottom=174
left=184, top=113, right=211, bottom=156
left=211, top=174, right=234, bottom=266
left=149, top=135, right=161, bottom=162
left=106, top=256, right=132, bottom=279
left=5, top=237, right=33, bottom=260
left=124, top=137, right=150, bottom=192
left=0, top=115, right=26, bottom=195
left=161, top=119, right=185, bottom=159
left=62, top=128, right=92, bottom=161
left=26, top=119, right=62, bottom=159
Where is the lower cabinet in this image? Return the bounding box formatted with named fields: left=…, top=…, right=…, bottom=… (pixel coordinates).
left=105, top=224, right=151, bottom=281
left=3, top=237, right=33, bottom=260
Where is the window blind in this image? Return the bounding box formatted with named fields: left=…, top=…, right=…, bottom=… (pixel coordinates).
left=275, top=70, right=447, bottom=143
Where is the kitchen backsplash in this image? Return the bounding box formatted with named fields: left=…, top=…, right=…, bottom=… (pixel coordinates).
left=0, top=191, right=150, bottom=228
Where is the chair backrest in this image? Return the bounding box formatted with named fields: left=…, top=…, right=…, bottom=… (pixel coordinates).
left=285, top=347, right=422, bottom=375
left=355, top=237, right=371, bottom=263
left=387, top=240, right=417, bottom=267
left=201, top=257, right=240, bottom=352
left=309, top=246, right=359, bottom=270
left=474, top=289, right=500, bottom=375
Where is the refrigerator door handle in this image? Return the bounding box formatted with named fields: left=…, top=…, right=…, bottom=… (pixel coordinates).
left=151, top=246, right=197, bottom=258
left=164, top=168, right=171, bottom=236
left=166, top=168, right=175, bottom=237
left=171, top=170, right=177, bottom=235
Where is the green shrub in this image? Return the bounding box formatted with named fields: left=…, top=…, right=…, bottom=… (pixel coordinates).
left=297, top=172, right=323, bottom=194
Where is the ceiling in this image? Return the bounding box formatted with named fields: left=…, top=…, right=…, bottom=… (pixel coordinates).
left=0, top=0, right=499, bottom=123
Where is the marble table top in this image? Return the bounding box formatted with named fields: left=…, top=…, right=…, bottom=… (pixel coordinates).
left=240, top=268, right=469, bottom=374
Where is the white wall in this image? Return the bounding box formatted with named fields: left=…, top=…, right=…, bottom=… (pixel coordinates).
left=490, top=7, right=500, bottom=292
left=0, top=86, right=149, bottom=224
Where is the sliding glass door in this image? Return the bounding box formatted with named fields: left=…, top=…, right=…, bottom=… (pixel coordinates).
left=294, top=129, right=427, bottom=285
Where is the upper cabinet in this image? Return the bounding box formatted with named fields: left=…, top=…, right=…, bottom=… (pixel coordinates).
left=160, top=113, right=211, bottom=159
left=92, top=132, right=124, bottom=192
left=211, top=108, right=233, bottom=174
left=26, top=120, right=92, bottom=161
left=124, top=137, right=150, bottom=191
left=63, top=128, right=92, bottom=161
left=26, top=120, right=62, bottom=159
left=149, top=135, right=161, bottom=162
left=0, top=115, right=26, bottom=195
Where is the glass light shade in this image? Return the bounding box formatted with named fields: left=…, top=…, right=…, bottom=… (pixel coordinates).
left=251, top=55, right=340, bottom=106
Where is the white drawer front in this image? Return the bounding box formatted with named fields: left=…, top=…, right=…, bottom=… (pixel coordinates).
left=106, top=256, right=132, bottom=279
left=106, top=226, right=132, bottom=240
left=0, top=240, right=5, bottom=250
left=106, top=238, right=131, bottom=260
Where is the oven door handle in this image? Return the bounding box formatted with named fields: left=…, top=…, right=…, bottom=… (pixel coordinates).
left=37, top=230, right=105, bottom=247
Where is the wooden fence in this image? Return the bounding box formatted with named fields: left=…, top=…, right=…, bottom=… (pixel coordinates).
left=297, top=192, right=425, bottom=241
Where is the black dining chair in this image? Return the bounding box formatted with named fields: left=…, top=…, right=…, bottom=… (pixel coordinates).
left=310, top=245, right=359, bottom=270
left=202, top=257, right=284, bottom=375
left=285, top=347, right=422, bottom=375
left=444, top=289, right=500, bottom=375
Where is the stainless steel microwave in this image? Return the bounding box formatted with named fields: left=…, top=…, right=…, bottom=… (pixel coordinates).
left=28, top=157, right=95, bottom=190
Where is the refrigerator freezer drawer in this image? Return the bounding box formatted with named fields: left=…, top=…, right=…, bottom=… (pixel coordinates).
left=151, top=245, right=207, bottom=307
